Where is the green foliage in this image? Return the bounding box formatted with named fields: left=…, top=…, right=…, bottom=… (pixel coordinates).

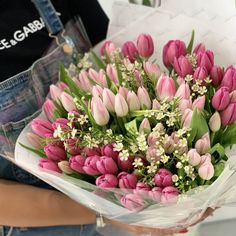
left=221, top=123, right=236, bottom=148
left=187, top=30, right=195, bottom=54
left=89, top=50, right=105, bottom=69
left=19, top=142, right=45, bottom=157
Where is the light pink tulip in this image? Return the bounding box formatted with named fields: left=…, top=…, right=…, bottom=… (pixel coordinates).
left=44, top=143, right=67, bottom=161
left=60, top=92, right=77, bottom=112
left=31, top=118, right=53, bottom=138
left=144, top=61, right=161, bottom=83
left=96, top=174, right=118, bottom=189
left=195, top=133, right=211, bottom=154
left=92, top=85, right=103, bottom=98
left=58, top=160, right=74, bottom=174
left=50, top=84, right=63, bottom=100
left=114, top=94, right=129, bottom=117
left=134, top=70, right=143, bottom=86
left=26, top=132, right=43, bottom=149
left=139, top=118, right=151, bottom=133
left=100, top=41, right=116, bottom=56
left=161, top=186, right=179, bottom=204
left=221, top=102, right=236, bottom=126
left=39, top=159, right=61, bottom=173
left=102, top=88, right=115, bottom=112
left=118, top=87, right=129, bottom=99
left=147, top=132, right=158, bottom=147
left=127, top=91, right=141, bottom=111
left=178, top=99, right=192, bottom=114
left=120, top=194, right=144, bottom=211
left=98, top=69, right=107, bottom=87
left=192, top=96, right=206, bottom=110
left=96, top=156, right=118, bottom=175
left=212, top=87, right=230, bottom=111
left=122, top=41, right=139, bottom=62
left=136, top=33, right=154, bottom=58
left=88, top=68, right=99, bottom=82
left=175, top=83, right=190, bottom=99
left=163, top=136, right=175, bottom=154
left=149, top=187, right=162, bottom=202
left=43, top=98, right=56, bottom=122
left=173, top=56, right=193, bottom=78
left=181, top=108, right=193, bottom=127
left=69, top=155, right=86, bottom=174
left=198, top=162, right=214, bottom=180
left=187, top=149, right=201, bottom=166
left=78, top=70, right=93, bottom=92
left=152, top=99, right=161, bottom=110
left=154, top=168, right=173, bottom=188
left=146, top=147, right=160, bottom=162
left=137, top=87, right=151, bottom=109
left=199, top=154, right=211, bottom=165
left=106, top=64, right=119, bottom=84
left=83, top=155, right=101, bottom=175
left=57, top=82, right=67, bottom=91
left=209, top=112, right=221, bottom=132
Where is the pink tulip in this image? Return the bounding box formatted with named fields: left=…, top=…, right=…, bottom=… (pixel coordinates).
left=197, top=50, right=214, bottom=72
left=199, top=154, right=211, bottom=165
left=134, top=70, right=143, bottom=86
left=120, top=194, right=144, bottom=211
left=220, top=66, right=236, bottom=91
left=60, top=92, right=77, bottom=112
left=154, top=168, right=173, bottom=188
left=106, top=64, right=119, bottom=84
left=127, top=91, right=141, bottom=111
left=163, top=40, right=187, bottom=69
left=122, top=41, right=139, bottom=62
left=101, top=144, right=119, bottom=160
left=102, top=88, right=115, bottom=112
left=221, top=102, right=236, bottom=126
left=26, top=132, right=43, bottom=149
left=96, top=174, right=118, bottom=189
left=187, top=149, right=201, bottom=166
left=198, top=162, right=214, bottom=180
left=58, top=160, right=73, bottom=174
left=147, top=132, right=158, bottom=147
left=195, top=133, right=211, bottom=154
left=173, top=56, right=193, bottom=78
left=149, top=187, right=162, bottom=202
left=193, top=67, right=208, bottom=83
left=57, top=82, right=67, bottom=91
left=181, top=108, right=193, bottom=127
left=146, top=147, right=160, bottom=162
left=100, top=41, right=116, bottom=56
left=212, top=87, right=230, bottom=111
left=118, top=87, right=129, bottom=99
left=163, top=136, right=175, bottom=154
left=144, top=62, right=161, bottom=83
left=43, top=99, right=56, bottom=122
left=83, top=155, right=101, bottom=175
left=88, top=68, right=99, bottom=82
left=52, top=118, right=69, bottom=130
left=39, top=159, right=61, bottom=173
left=161, top=186, right=179, bottom=204
left=210, top=65, right=224, bottom=87
left=156, top=75, right=176, bottom=101
left=96, top=156, right=118, bottom=175
left=152, top=99, right=161, bottom=110
left=44, top=143, right=67, bottom=161
left=178, top=99, right=192, bottom=114
left=230, top=90, right=236, bottom=103
left=175, top=83, right=190, bottom=99
left=139, top=118, right=151, bottom=133
left=134, top=182, right=151, bottom=198
left=114, top=94, right=129, bottom=117
left=50, top=84, right=63, bottom=100
left=31, top=118, right=53, bottom=138
left=118, top=172, right=137, bottom=189
left=192, top=96, right=206, bottom=110
left=136, top=33, right=154, bottom=58
left=91, top=97, right=110, bottom=126
left=69, top=155, right=86, bottom=174
left=117, top=156, right=134, bottom=172
left=83, top=147, right=101, bottom=157
left=97, top=69, right=107, bottom=87
left=64, top=138, right=81, bottom=156
left=92, top=85, right=103, bottom=98
left=209, top=112, right=221, bottom=132
left=137, top=87, right=151, bottom=109
left=193, top=43, right=206, bottom=55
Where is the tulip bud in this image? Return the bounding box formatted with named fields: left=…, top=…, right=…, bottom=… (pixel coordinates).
left=192, top=96, right=205, bottom=111
left=102, top=88, right=115, bottom=112
left=163, top=136, right=175, bottom=154
left=101, top=144, right=119, bottom=160
left=117, top=156, right=134, bottom=172
left=106, top=64, right=119, bottom=84
left=136, top=33, right=154, bottom=58
left=78, top=70, right=93, bottom=92
left=100, top=41, right=116, bottom=56
left=196, top=50, right=214, bottom=72
left=212, top=86, right=230, bottom=111
left=173, top=56, right=193, bottom=78
left=92, top=85, right=103, bottom=98
left=120, top=193, right=144, bottom=211
left=147, top=132, right=158, bottom=147
left=43, top=98, right=56, bottom=122
left=156, top=75, right=176, bottom=101
left=83, top=155, right=101, bottom=175
left=118, top=87, right=129, bottom=99
left=26, top=132, right=43, bottom=149
left=210, top=65, right=224, bottom=87
left=220, top=102, right=236, bottom=126
left=187, top=149, right=201, bottom=166
left=88, top=68, right=99, bottom=83
left=220, top=66, right=236, bottom=91
left=31, top=118, right=53, bottom=138
left=193, top=67, right=208, bottom=83
left=50, top=84, right=63, bottom=101
left=98, top=69, right=107, bottom=87
left=181, top=108, right=193, bottom=127
left=69, top=155, right=86, bottom=174
left=114, top=94, right=129, bottom=117
left=153, top=123, right=165, bottom=133
left=44, top=143, right=67, bottom=161
left=139, top=118, right=151, bottom=134
left=52, top=118, right=69, bottom=130
left=134, top=70, right=143, bottom=86
left=209, top=112, right=221, bottom=132
left=154, top=168, right=173, bottom=188
left=152, top=99, right=161, bottom=110
left=57, top=82, right=67, bottom=91
left=178, top=99, right=192, bottom=114
left=83, top=147, right=101, bottom=157
left=122, top=41, right=139, bottom=62
left=161, top=186, right=179, bottom=204
left=163, top=40, right=187, bottom=69
left=39, top=159, right=61, bottom=173
left=60, top=92, right=77, bottom=112
left=118, top=172, right=137, bottom=189
left=58, top=160, right=74, bottom=174
left=175, top=83, right=190, bottom=99
left=195, top=133, right=211, bottom=154
left=96, top=174, right=118, bottom=189
left=127, top=91, right=141, bottom=111
left=146, top=147, right=160, bottom=162
left=230, top=90, right=236, bottom=103
left=134, top=182, right=151, bottom=198
left=96, top=156, right=118, bottom=175
left=193, top=43, right=206, bottom=55
left=199, top=153, right=211, bottom=165
left=149, top=187, right=162, bottom=202
left=64, top=138, right=81, bottom=156
left=144, top=61, right=161, bottom=83
left=137, top=87, right=151, bottom=109
left=91, top=97, right=110, bottom=126
left=198, top=162, right=214, bottom=180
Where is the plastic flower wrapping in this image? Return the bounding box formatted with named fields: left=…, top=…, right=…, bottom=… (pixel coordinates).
left=15, top=32, right=236, bottom=228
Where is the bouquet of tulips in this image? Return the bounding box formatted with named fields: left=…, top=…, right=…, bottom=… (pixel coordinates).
left=17, top=32, right=236, bottom=228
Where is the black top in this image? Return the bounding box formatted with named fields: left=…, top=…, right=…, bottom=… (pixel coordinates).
left=0, top=0, right=108, bottom=81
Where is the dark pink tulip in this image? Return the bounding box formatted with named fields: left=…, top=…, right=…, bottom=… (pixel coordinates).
left=83, top=147, right=101, bottom=157
left=220, top=66, right=236, bottom=91
left=117, top=156, right=134, bottom=172
left=96, top=156, right=118, bottom=175
left=118, top=172, right=137, bottom=190
left=52, top=118, right=69, bottom=130
left=193, top=66, right=208, bottom=83
left=161, top=186, right=179, bottom=204
left=210, top=65, right=224, bottom=87
left=39, top=159, right=61, bottom=173
left=96, top=174, right=118, bottom=189
left=31, top=118, right=53, bottom=138
left=162, top=40, right=187, bottom=69
left=44, top=143, right=67, bottom=161
left=212, top=87, right=230, bottom=111
left=221, top=102, right=236, bottom=126
left=196, top=50, right=214, bottom=72
left=154, top=168, right=173, bottom=188
left=65, top=138, right=81, bottom=156
left=101, top=144, right=119, bottom=160
left=83, top=155, right=101, bottom=175
left=136, top=33, right=154, bottom=58
left=120, top=194, right=144, bottom=212
left=148, top=187, right=162, bottom=202
left=173, top=56, right=193, bottom=78
left=122, top=41, right=139, bottom=62
left=69, top=155, right=86, bottom=174
left=193, top=43, right=206, bottom=55
left=134, top=182, right=151, bottom=198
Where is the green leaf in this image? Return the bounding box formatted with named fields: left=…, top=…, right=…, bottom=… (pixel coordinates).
left=53, top=100, right=68, bottom=118
left=187, top=30, right=195, bottom=54
left=222, top=123, right=236, bottom=147
left=142, top=0, right=152, bottom=6
left=125, top=119, right=138, bottom=135
left=90, top=50, right=105, bottom=69
left=115, top=62, right=123, bottom=85
left=209, top=143, right=225, bottom=164
left=110, top=81, right=119, bottom=93
left=214, top=162, right=225, bottom=177
left=19, top=142, right=45, bottom=158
